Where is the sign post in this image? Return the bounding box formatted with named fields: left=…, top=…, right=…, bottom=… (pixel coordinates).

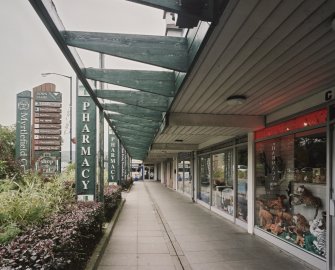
left=76, top=83, right=97, bottom=201
left=15, top=90, right=32, bottom=172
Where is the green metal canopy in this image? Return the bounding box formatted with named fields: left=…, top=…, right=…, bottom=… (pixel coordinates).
left=29, top=0, right=226, bottom=160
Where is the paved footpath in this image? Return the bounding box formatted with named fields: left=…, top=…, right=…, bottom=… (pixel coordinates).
left=97, top=181, right=317, bottom=270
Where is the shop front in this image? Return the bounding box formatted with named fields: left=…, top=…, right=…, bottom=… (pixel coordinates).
left=254, top=108, right=329, bottom=269
left=177, top=152, right=193, bottom=197
left=197, top=136, right=248, bottom=227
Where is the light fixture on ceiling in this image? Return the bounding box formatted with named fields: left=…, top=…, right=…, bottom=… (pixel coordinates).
left=175, top=139, right=184, bottom=143
left=226, top=95, right=247, bottom=105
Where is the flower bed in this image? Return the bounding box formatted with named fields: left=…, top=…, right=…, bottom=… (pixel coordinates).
left=0, top=201, right=104, bottom=269
left=0, top=169, right=123, bottom=269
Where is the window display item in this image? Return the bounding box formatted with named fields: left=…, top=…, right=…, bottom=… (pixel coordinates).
left=309, top=212, right=326, bottom=256
left=255, top=124, right=327, bottom=258
left=290, top=185, right=322, bottom=219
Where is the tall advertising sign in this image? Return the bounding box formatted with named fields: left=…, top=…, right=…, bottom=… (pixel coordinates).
left=108, top=128, right=119, bottom=185
left=33, top=86, right=62, bottom=176
left=76, top=84, right=96, bottom=201
left=15, top=90, right=32, bottom=172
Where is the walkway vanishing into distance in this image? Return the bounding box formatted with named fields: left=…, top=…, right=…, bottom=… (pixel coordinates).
left=98, top=181, right=317, bottom=270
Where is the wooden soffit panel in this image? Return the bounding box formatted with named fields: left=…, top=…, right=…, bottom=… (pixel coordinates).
left=97, top=90, right=170, bottom=112
left=84, top=68, right=175, bottom=97
left=63, top=31, right=189, bottom=72
left=103, top=103, right=163, bottom=121
left=112, top=121, right=157, bottom=134
left=108, top=113, right=159, bottom=127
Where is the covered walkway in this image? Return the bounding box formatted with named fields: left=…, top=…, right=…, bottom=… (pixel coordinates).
left=98, top=181, right=317, bottom=270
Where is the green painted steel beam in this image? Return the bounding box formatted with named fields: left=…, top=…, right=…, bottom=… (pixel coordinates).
left=111, top=118, right=160, bottom=129
left=84, top=68, right=175, bottom=97
left=63, top=31, right=189, bottom=72
left=108, top=113, right=159, bottom=127
left=104, top=103, right=163, bottom=121
left=97, top=90, right=170, bottom=112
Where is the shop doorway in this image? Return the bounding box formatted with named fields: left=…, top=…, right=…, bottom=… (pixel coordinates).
left=144, top=165, right=154, bottom=180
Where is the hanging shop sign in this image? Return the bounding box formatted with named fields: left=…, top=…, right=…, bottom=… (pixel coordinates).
left=76, top=84, right=96, bottom=201
left=15, top=90, right=32, bottom=172
left=108, top=128, right=119, bottom=184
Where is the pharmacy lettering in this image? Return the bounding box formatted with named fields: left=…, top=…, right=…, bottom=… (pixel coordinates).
left=108, top=128, right=119, bottom=184
left=76, top=86, right=96, bottom=201
left=15, top=91, right=32, bottom=172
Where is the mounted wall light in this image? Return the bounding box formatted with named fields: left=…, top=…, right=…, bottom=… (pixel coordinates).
left=226, top=95, right=247, bottom=105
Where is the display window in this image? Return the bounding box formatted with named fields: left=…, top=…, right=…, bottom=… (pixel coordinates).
left=255, top=126, right=327, bottom=258
left=237, top=146, right=248, bottom=222
left=177, top=160, right=183, bottom=192
left=211, top=150, right=234, bottom=215
left=177, top=160, right=192, bottom=195
left=183, top=161, right=192, bottom=195
left=198, top=155, right=211, bottom=204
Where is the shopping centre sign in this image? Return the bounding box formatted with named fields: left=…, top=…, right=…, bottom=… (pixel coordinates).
left=15, top=91, right=32, bottom=172
left=76, top=85, right=96, bottom=201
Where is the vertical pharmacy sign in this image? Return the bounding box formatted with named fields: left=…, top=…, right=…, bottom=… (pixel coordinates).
left=108, top=128, right=119, bottom=184
left=15, top=90, right=31, bottom=172
left=76, top=84, right=96, bottom=201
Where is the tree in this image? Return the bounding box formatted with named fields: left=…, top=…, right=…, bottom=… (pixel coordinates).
left=0, top=124, right=22, bottom=179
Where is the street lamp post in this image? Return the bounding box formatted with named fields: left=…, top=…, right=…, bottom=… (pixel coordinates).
left=41, top=72, right=73, bottom=163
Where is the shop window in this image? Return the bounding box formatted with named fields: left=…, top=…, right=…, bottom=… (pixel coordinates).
left=211, top=150, right=234, bottom=215
left=177, top=160, right=192, bottom=195
left=237, top=147, right=248, bottom=222
left=183, top=161, right=192, bottom=195
left=255, top=127, right=327, bottom=258
left=177, top=161, right=183, bottom=192
left=198, top=155, right=211, bottom=204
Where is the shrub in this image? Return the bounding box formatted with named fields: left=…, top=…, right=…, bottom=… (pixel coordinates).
left=0, top=173, right=75, bottom=229
left=104, top=185, right=122, bottom=221
left=0, top=201, right=104, bottom=270
left=121, top=178, right=133, bottom=190
left=0, top=125, right=22, bottom=180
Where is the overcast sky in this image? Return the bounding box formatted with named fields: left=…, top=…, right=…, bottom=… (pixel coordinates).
left=0, top=0, right=166, bottom=151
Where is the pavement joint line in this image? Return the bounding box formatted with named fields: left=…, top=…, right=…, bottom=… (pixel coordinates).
left=85, top=198, right=126, bottom=270
left=143, top=182, right=192, bottom=270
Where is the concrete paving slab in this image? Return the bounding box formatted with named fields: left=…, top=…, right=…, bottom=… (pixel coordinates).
left=97, top=181, right=318, bottom=270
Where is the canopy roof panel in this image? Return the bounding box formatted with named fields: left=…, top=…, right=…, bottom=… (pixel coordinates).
left=29, top=0, right=222, bottom=160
